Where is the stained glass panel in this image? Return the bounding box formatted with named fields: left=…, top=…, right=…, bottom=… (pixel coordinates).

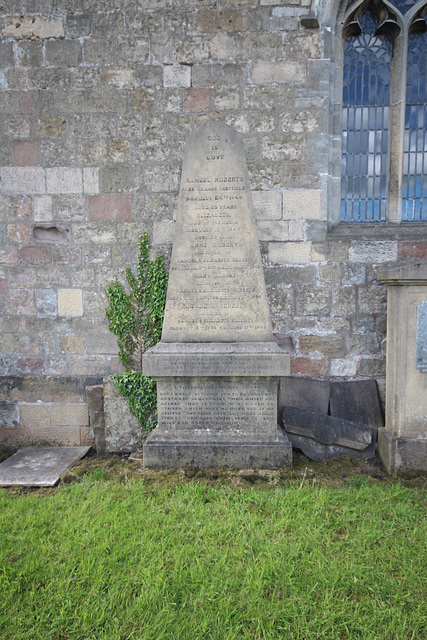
left=341, top=12, right=392, bottom=222
left=388, top=0, right=418, bottom=15
left=402, top=31, right=427, bottom=221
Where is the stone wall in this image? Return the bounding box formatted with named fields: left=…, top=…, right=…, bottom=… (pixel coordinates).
left=0, top=0, right=425, bottom=449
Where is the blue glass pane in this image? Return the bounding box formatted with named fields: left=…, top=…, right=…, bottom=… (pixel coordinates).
left=388, top=0, right=418, bottom=14
left=402, top=31, right=427, bottom=221
left=341, top=12, right=391, bottom=222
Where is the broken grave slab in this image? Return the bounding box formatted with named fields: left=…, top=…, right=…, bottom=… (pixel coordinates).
left=329, top=379, right=384, bottom=429
left=279, top=376, right=330, bottom=414
left=280, top=406, right=377, bottom=460
left=0, top=446, right=90, bottom=487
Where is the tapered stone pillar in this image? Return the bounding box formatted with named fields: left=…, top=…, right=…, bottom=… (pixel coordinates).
left=143, top=120, right=291, bottom=468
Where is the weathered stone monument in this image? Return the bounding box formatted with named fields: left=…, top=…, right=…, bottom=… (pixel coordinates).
left=142, top=120, right=292, bottom=468
left=378, top=265, right=427, bottom=472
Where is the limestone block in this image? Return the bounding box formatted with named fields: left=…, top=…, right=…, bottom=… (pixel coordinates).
left=153, top=220, right=175, bottom=245
left=288, top=220, right=305, bottom=241
left=35, top=289, right=57, bottom=317
left=103, top=378, right=139, bottom=453
left=211, top=34, right=235, bottom=60
left=83, top=168, right=100, bottom=195
left=251, top=190, right=282, bottom=220
left=349, top=241, right=398, bottom=264
left=268, top=242, right=311, bottom=265
left=58, top=289, right=83, bottom=317
left=50, top=403, right=89, bottom=427
left=19, top=403, right=51, bottom=427
left=33, top=196, right=53, bottom=222
left=330, top=359, right=357, bottom=377
left=7, top=223, right=30, bottom=245
left=0, top=401, right=19, bottom=428
left=283, top=190, right=322, bottom=220
left=252, top=61, right=303, bottom=84
left=2, top=16, right=64, bottom=39
left=257, top=220, right=289, bottom=241
left=163, top=64, right=191, bottom=87
left=0, top=167, right=45, bottom=194
left=46, top=168, right=82, bottom=195
left=104, top=66, right=135, bottom=88
left=36, top=116, right=67, bottom=138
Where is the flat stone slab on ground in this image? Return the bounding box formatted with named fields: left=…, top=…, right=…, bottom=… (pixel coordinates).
left=0, top=446, right=90, bottom=486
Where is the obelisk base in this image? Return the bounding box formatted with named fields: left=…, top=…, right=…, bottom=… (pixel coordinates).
left=142, top=343, right=292, bottom=469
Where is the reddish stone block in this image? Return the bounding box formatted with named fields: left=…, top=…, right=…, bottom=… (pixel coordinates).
left=17, top=357, right=45, bottom=373
left=19, top=246, right=51, bottom=265
left=290, top=356, right=328, bottom=376
left=14, top=140, right=40, bottom=166
left=184, top=89, right=210, bottom=112
left=88, top=194, right=133, bottom=221
left=18, top=92, right=37, bottom=114
left=399, top=241, right=427, bottom=260
left=0, top=278, right=8, bottom=294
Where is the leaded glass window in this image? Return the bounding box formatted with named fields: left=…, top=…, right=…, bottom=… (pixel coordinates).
left=341, top=12, right=391, bottom=222
left=402, top=31, right=427, bottom=221
left=340, top=0, right=427, bottom=223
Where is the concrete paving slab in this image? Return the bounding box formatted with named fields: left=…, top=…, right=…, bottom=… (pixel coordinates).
left=0, top=446, right=90, bottom=487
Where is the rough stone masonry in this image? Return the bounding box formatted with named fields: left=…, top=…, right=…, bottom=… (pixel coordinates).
left=0, top=0, right=424, bottom=451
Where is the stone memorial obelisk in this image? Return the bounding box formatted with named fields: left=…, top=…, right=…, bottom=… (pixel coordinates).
left=142, top=119, right=292, bottom=467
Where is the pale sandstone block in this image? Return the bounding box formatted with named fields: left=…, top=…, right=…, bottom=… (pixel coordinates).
left=252, top=62, right=303, bottom=84
left=283, top=190, right=322, bottom=220
left=257, top=220, right=289, bottom=241
left=104, top=66, right=134, bottom=88
left=46, top=168, right=82, bottom=195
left=0, top=167, right=45, bottom=194
left=311, top=245, right=327, bottom=262
left=153, top=220, right=175, bottom=245
left=330, top=359, right=358, bottom=377
left=251, top=190, right=281, bottom=220
left=80, top=427, right=94, bottom=447
left=2, top=16, right=64, bottom=39
left=19, top=403, right=51, bottom=428
left=349, top=241, right=398, bottom=264
left=268, top=242, right=311, bottom=265
left=61, top=335, right=84, bottom=354
left=163, top=65, right=191, bottom=87
left=31, top=425, right=81, bottom=446
left=51, top=403, right=89, bottom=427
left=33, top=196, right=53, bottom=222
left=58, top=289, right=83, bottom=317
left=83, top=168, right=100, bottom=195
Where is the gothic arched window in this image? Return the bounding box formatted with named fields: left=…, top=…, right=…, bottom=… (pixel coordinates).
left=341, top=0, right=427, bottom=222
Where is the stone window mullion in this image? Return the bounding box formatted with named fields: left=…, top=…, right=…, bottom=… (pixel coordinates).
left=387, top=26, right=408, bottom=222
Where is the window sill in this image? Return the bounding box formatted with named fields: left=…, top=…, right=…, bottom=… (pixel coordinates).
left=328, top=222, right=427, bottom=240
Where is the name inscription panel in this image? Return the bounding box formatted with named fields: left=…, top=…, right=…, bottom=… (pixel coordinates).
left=157, top=378, right=277, bottom=431
left=162, top=120, right=272, bottom=342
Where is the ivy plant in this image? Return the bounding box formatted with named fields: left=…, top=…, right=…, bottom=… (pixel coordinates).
left=105, top=232, right=168, bottom=435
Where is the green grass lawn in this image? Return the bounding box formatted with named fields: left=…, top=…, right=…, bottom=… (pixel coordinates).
left=0, top=455, right=426, bottom=640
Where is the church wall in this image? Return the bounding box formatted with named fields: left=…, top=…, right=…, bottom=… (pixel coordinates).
left=0, top=0, right=422, bottom=449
